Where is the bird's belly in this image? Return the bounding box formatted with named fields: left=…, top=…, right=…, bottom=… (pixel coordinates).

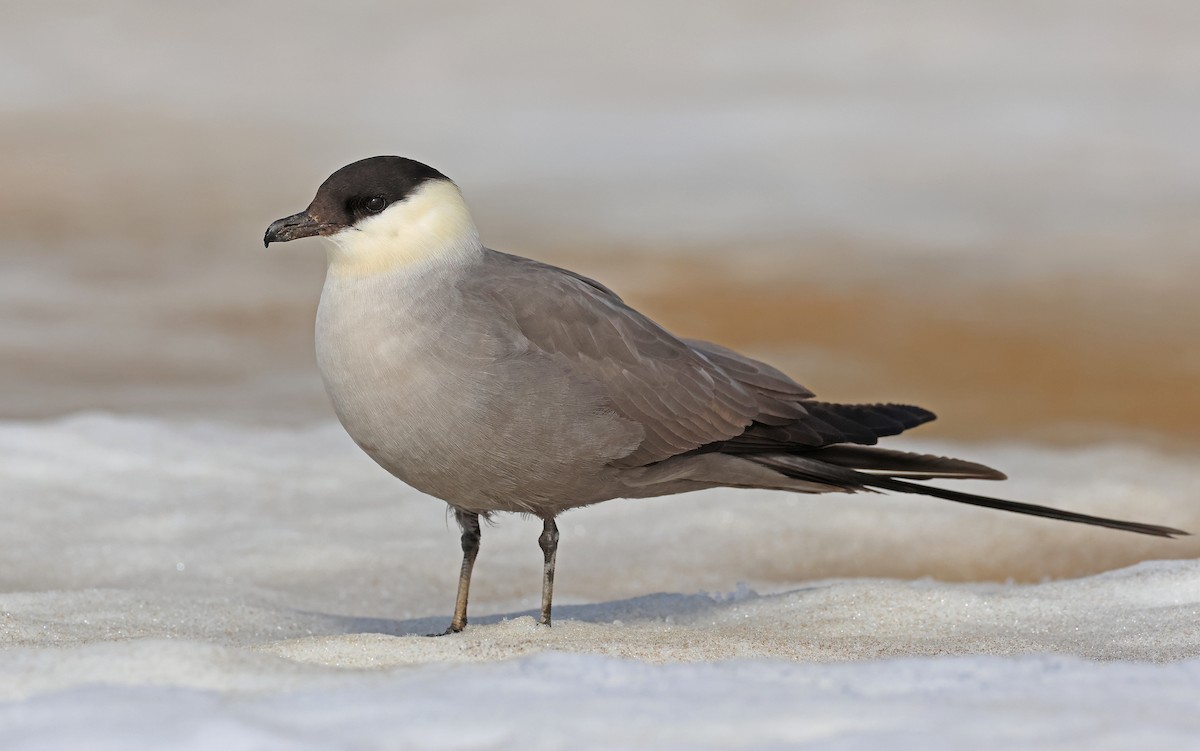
left=315, top=292, right=638, bottom=511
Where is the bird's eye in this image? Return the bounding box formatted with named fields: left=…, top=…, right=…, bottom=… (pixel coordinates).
left=365, top=196, right=387, bottom=213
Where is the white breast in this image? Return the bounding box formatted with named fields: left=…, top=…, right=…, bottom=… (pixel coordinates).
left=315, top=267, right=461, bottom=457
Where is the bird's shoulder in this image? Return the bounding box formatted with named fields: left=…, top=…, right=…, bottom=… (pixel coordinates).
left=463, top=249, right=689, bottom=363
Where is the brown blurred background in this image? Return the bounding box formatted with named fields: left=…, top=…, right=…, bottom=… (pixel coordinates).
left=3, top=0, right=1198, bottom=449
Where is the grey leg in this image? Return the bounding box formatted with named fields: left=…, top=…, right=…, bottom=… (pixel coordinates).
left=537, top=516, right=559, bottom=626
left=446, top=509, right=481, bottom=634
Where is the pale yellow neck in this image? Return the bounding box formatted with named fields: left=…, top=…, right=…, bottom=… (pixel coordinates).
left=324, top=180, right=482, bottom=278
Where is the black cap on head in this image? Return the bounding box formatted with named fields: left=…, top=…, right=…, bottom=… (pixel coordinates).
left=264, top=156, right=450, bottom=247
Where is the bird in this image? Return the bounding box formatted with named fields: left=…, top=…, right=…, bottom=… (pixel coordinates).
left=263, top=156, right=1186, bottom=634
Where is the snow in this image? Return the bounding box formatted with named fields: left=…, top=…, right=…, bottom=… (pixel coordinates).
left=4, top=655, right=1200, bottom=751
left=1, top=415, right=1198, bottom=748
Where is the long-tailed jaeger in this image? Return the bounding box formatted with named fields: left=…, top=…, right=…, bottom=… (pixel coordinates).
left=264, top=156, right=1186, bottom=633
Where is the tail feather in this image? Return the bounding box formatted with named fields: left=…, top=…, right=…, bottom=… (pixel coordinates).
left=810, top=445, right=1007, bottom=481
left=747, top=453, right=1188, bottom=539
left=864, top=474, right=1187, bottom=538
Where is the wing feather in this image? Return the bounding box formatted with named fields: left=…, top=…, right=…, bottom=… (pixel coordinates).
left=467, top=251, right=933, bottom=467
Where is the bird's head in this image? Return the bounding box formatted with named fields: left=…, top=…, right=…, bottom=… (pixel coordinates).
left=263, top=156, right=480, bottom=276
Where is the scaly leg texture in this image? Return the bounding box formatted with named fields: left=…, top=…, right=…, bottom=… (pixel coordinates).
left=446, top=509, right=481, bottom=634
left=538, top=516, right=559, bottom=626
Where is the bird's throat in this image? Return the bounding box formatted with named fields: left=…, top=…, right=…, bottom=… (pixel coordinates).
left=324, top=180, right=482, bottom=278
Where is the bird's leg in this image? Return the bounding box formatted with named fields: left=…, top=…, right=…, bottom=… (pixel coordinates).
left=446, top=509, right=481, bottom=634
left=537, top=516, right=559, bottom=626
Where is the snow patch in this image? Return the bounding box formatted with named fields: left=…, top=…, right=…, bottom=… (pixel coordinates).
left=1, top=415, right=1198, bottom=747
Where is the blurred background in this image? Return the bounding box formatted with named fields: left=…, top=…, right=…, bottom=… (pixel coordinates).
left=3, top=0, right=1198, bottom=446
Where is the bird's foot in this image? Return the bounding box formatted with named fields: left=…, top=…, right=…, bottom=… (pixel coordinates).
left=425, top=622, right=465, bottom=637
